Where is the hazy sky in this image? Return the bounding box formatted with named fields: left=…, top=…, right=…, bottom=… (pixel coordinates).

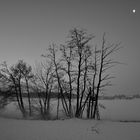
left=0, top=0, right=140, bottom=95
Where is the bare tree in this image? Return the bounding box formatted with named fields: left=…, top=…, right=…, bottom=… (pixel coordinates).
left=42, top=44, right=70, bottom=117
left=0, top=73, right=13, bottom=110
left=66, top=28, right=94, bottom=117
left=32, top=61, right=54, bottom=119
left=60, top=43, right=75, bottom=116
left=18, top=60, right=33, bottom=116
left=0, top=60, right=34, bottom=118
left=0, top=61, right=26, bottom=117
left=92, top=33, right=121, bottom=119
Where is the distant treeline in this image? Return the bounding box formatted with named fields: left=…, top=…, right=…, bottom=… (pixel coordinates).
left=0, top=90, right=77, bottom=99
left=0, top=89, right=139, bottom=100
left=99, top=94, right=140, bottom=100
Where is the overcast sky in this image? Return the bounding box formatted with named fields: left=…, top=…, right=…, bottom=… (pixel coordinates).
left=0, top=0, right=140, bottom=95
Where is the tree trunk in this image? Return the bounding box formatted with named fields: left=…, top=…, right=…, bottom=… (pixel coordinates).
left=25, top=78, right=31, bottom=116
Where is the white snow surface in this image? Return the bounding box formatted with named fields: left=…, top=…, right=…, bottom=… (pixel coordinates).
left=0, top=117, right=140, bottom=140
left=0, top=99, right=140, bottom=140
left=99, top=99, right=140, bottom=121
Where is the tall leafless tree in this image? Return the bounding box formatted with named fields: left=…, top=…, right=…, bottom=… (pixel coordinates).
left=42, top=44, right=70, bottom=117
left=92, top=33, right=121, bottom=119
left=66, top=28, right=94, bottom=117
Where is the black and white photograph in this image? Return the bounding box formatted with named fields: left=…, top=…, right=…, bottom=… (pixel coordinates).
left=0, top=0, right=140, bottom=140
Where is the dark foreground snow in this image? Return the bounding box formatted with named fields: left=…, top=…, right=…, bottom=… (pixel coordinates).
left=0, top=99, right=140, bottom=140
left=0, top=117, right=140, bottom=140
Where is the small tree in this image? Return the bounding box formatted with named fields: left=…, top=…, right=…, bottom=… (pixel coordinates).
left=0, top=60, right=33, bottom=118
left=32, top=61, right=54, bottom=119
left=47, top=44, right=70, bottom=117
left=0, top=61, right=26, bottom=117
left=17, top=60, right=33, bottom=116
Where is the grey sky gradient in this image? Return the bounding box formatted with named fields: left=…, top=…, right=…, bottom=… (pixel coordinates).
left=0, top=0, right=140, bottom=95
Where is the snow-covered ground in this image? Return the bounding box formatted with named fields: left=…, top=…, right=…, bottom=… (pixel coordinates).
left=0, top=99, right=140, bottom=140
left=99, top=99, right=140, bottom=121
left=0, top=117, right=140, bottom=140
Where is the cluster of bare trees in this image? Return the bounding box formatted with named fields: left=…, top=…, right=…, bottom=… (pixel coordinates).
left=0, top=28, right=121, bottom=120
left=0, top=60, right=33, bottom=117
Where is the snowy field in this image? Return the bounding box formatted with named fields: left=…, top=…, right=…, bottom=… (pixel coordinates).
left=99, top=99, right=140, bottom=121
left=0, top=117, right=140, bottom=140
left=0, top=99, right=140, bottom=140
